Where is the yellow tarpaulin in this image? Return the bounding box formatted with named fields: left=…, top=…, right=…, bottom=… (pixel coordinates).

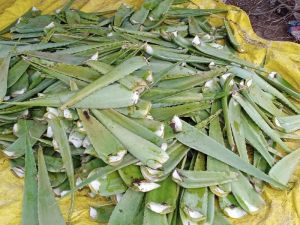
left=0, top=0, right=299, bottom=224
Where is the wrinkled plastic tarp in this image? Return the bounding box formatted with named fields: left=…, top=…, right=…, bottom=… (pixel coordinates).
left=0, top=0, right=299, bottom=224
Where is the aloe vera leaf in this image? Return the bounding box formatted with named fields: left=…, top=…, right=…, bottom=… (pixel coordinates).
left=0, top=79, right=56, bottom=110
left=22, top=128, right=38, bottom=225
left=231, top=170, right=265, bottom=214
left=132, top=118, right=163, bottom=135
left=221, top=75, right=235, bottom=149
left=114, top=4, right=133, bottom=27
left=157, top=68, right=226, bottom=90
left=90, top=205, right=115, bottom=223
left=16, top=42, right=74, bottom=55
left=148, top=59, right=197, bottom=77
left=142, top=87, right=182, bottom=101
left=130, top=4, right=150, bottom=24
left=26, top=61, right=88, bottom=87
left=119, top=164, right=160, bottom=192
left=0, top=56, right=11, bottom=100
left=49, top=117, right=75, bottom=214
left=155, top=90, right=225, bottom=106
left=179, top=153, right=209, bottom=224
left=151, top=101, right=211, bottom=121
left=241, top=113, right=274, bottom=166
left=8, top=73, right=29, bottom=98
left=141, top=141, right=189, bottom=182
left=175, top=120, right=286, bottom=189
left=46, top=62, right=101, bottom=82
left=113, top=26, right=160, bottom=38
left=229, top=66, right=300, bottom=113
left=274, top=114, right=300, bottom=133
left=118, top=75, right=147, bottom=92
left=85, top=60, right=113, bottom=74
left=188, top=16, right=206, bottom=36
left=167, top=8, right=227, bottom=17
left=127, top=32, right=178, bottom=48
left=173, top=169, right=238, bottom=188
left=219, top=194, right=247, bottom=219
left=7, top=59, right=29, bottom=88
left=247, top=84, right=285, bottom=117
left=4, top=120, right=47, bottom=158
left=251, top=151, right=269, bottom=192
left=116, top=99, right=152, bottom=118
left=163, top=142, right=189, bottom=175
left=99, top=109, right=165, bottom=147
left=148, top=0, right=173, bottom=21
left=57, top=41, right=126, bottom=55
left=180, top=187, right=208, bottom=223
left=224, top=19, right=243, bottom=53
left=146, top=62, right=179, bottom=89
left=0, top=105, right=28, bottom=115
left=269, top=148, right=300, bottom=185
left=61, top=56, right=146, bottom=108
left=213, top=207, right=232, bottom=225
left=37, top=149, right=66, bottom=225
left=49, top=172, right=67, bottom=188
left=108, top=188, right=144, bottom=225
left=145, top=175, right=177, bottom=214
left=192, top=42, right=255, bottom=69
left=208, top=101, right=231, bottom=196
left=88, top=169, right=126, bottom=196
left=78, top=109, right=126, bottom=165
left=65, top=9, right=81, bottom=24
left=206, top=191, right=215, bottom=225
left=69, top=154, right=138, bottom=194
left=144, top=44, right=223, bottom=64
left=93, top=110, right=169, bottom=169
left=228, top=98, right=249, bottom=162
left=0, top=134, right=16, bottom=142
left=42, top=155, right=65, bottom=173
left=233, top=92, right=291, bottom=153
left=143, top=207, right=168, bottom=225
left=25, top=51, right=87, bottom=65
left=261, top=72, right=300, bottom=100
left=12, top=83, right=138, bottom=109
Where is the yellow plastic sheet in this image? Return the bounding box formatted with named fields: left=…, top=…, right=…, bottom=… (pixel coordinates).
left=0, top=0, right=300, bottom=224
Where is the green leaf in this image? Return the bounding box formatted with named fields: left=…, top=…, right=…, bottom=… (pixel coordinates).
left=145, top=176, right=178, bottom=214
left=175, top=120, right=286, bottom=189
left=231, top=171, right=265, bottom=214
left=241, top=113, right=274, bottom=166
left=37, top=149, right=66, bottom=225
left=143, top=207, right=168, bottom=225
left=61, top=56, right=146, bottom=109
left=208, top=101, right=231, bottom=197
left=93, top=110, right=169, bottom=169
left=7, top=59, right=29, bottom=88
left=108, top=188, right=144, bottom=225
left=172, top=169, right=238, bottom=188
left=233, top=92, right=291, bottom=153
left=0, top=56, right=11, bottom=100
left=22, top=123, right=38, bottom=225
left=78, top=109, right=126, bottom=165
left=274, top=114, right=300, bottom=133
left=88, top=169, right=126, bottom=196
left=229, top=66, right=300, bottom=113
left=269, top=148, right=300, bottom=185
left=228, top=98, right=249, bottom=162
left=151, top=101, right=211, bottom=121
left=11, top=83, right=138, bottom=109
left=49, top=116, right=75, bottom=216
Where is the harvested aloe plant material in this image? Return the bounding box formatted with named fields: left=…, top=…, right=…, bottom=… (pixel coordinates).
left=1, top=2, right=300, bottom=224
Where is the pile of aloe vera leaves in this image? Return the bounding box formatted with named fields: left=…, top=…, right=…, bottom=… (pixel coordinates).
left=1, top=0, right=300, bottom=224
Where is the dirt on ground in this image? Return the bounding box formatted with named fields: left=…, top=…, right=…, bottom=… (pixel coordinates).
left=226, top=0, right=295, bottom=42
